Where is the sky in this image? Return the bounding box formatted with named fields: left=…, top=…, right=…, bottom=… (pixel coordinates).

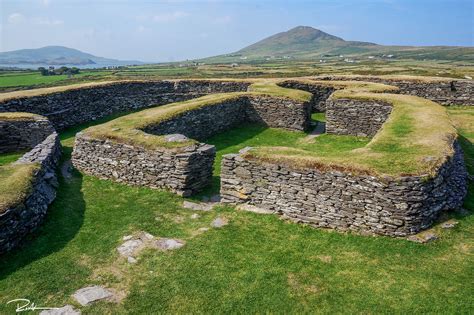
left=0, top=0, right=473, bottom=62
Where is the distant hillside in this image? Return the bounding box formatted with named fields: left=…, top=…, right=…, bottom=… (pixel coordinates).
left=0, top=46, right=144, bottom=66
left=201, top=26, right=474, bottom=63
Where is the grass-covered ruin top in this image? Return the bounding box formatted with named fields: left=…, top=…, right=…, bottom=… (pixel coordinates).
left=0, top=163, right=39, bottom=213
left=0, top=112, right=46, bottom=121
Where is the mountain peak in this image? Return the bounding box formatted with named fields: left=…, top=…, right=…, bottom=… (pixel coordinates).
left=238, top=25, right=345, bottom=55
left=284, top=26, right=344, bottom=41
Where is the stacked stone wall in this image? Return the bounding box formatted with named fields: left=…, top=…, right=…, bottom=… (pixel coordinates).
left=73, top=134, right=214, bottom=197
left=0, top=117, right=55, bottom=153
left=321, top=76, right=474, bottom=106
left=0, top=81, right=251, bottom=130
left=0, top=117, right=61, bottom=254
left=73, top=95, right=311, bottom=195
left=325, top=98, right=392, bottom=137
left=220, top=143, right=467, bottom=236
left=278, top=81, right=335, bottom=111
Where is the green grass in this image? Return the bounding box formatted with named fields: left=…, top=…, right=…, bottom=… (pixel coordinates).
left=0, top=151, right=25, bottom=166
left=0, top=71, right=107, bottom=88
left=0, top=115, right=472, bottom=313
left=196, top=123, right=367, bottom=196
left=311, top=112, right=326, bottom=123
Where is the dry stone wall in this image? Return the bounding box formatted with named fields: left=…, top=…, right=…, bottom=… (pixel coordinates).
left=0, top=117, right=61, bottom=254
left=73, top=134, right=214, bottom=197
left=278, top=81, right=335, bottom=112
left=0, top=81, right=251, bottom=130
left=325, top=98, right=392, bottom=137
left=73, top=95, right=311, bottom=195
left=0, top=117, right=55, bottom=153
left=220, top=143, right=467, bottom=236
left=321, top=76, right=474, bottom=106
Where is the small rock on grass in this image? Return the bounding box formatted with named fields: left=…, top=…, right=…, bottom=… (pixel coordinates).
left=237, top=204, right=274, bottom=214
left=122, top=235, right=133, bottom=241
left=40, top=305, right=80, bottom=315
left=407, top=232, right=438, bottom=244
left=155, top=238, right=185, bottom=251
left=127, top=256, right=138, bottom=264
left=441, top=221, right=459, bottom=229
left=183, top=201, right=214, bottom=211
left=117, top=239, right=143, bottom=257
left=211, top=217, right=228, bottom=228
left=72, top=286, right=114, bottom=306
left=191, top=213, right=200, bottom=219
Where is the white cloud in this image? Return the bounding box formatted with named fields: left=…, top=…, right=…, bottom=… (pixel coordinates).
left=32, top=17, right=64, bottom=26
left=8, top=13, right=26, bottom=24
left=153, top=11, right=190, bottom=23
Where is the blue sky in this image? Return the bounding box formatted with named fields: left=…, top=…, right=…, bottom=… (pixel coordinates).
left=1, top=0, right=473, bottom=62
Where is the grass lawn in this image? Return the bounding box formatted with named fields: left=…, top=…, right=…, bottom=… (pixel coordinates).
left=0, top=110, right=472, bottom=313
left=0, top=71, right=109, bottom=89
left=0, top=151, right=25, bottom=166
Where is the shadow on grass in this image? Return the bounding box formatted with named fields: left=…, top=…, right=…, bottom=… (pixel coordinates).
left=458, top=135, right=473, bottom=175
left=457, top=135, right=474, bottom=211
left=0, top=147, right=85, bottom=279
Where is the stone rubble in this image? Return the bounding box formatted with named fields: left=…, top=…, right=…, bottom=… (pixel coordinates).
left=441, top=221, right=459, bottom=229
left=155, top=238, right=185, bottom=250
left=407, top=232, right=438, bottom=244
left=183, top=201, right=214, bottom=211
left=117, top=232, right=185, bottom=262
left=72, top=286, right=114, bottom=306
left=236, top=204, right=275, bottom=214
left=39, top=305, right=81, bottom=315
left=211, top=217, right=229, bottom=228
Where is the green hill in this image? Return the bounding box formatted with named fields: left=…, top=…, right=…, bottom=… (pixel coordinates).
left=0, top=46, right=144, bottom=66
left=201, top=26, right=474, bottom=63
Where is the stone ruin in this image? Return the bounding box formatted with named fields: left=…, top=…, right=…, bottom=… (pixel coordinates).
left=0, top=76, right=471, bottom=252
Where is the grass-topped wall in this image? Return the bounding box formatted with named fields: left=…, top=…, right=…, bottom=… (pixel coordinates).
left=220, top=79, right=468, bottom=236
left=0, top=113, right=61, bottom=254
left=72, top=80, right=312, bottom=196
